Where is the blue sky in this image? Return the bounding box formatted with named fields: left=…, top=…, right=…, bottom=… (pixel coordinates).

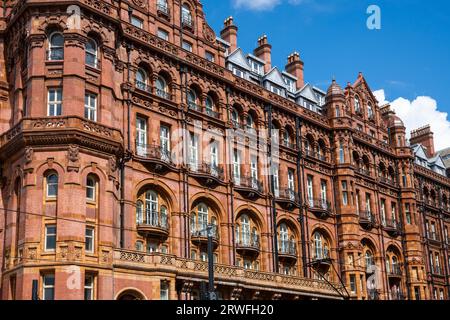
left=201, top=0, right=450, bottom=150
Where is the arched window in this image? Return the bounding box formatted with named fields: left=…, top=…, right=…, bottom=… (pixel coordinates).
left=187, top=89, right=198, bottom=109
left=368, top=103, right=374, bottom=119
left=86, top=175, right=97, bottom=201
left=241, top=214, right=250, bottom=245
left=157, top=0, right=169, bottom=13
left=46, top=173, right=58, bottom=198
left=313, top=232, right=323, bottom=260
left=135, top=241, right=144, bottom=251
left=136, top=200, right=144, bottom=224
left=48, top=32, right=64, bottom=60
left=354, top=95, right=361, bottom=113
left=205, top=95, right=215, bottom=117
left=181, top=4, right=193, bottom=27
left=198, top=203, right=208, bottom=231
left=231, top=108, right=240, bottom=127
left=85, top=38, right=98, bottom=68
left=155, top=76, right=169, bottom=99
left=191, top=202, right=214, bottom=237
left=246, top=113, right=255, bottom=133
left=279, top=223, right=288, bottom=251
left=136, top=68, right=148, bottom=91
left=283, top=130, right=291, bottom=147
left=136, top=189, right=169, bottom=230
left=365, top=250, right=374, bottom=268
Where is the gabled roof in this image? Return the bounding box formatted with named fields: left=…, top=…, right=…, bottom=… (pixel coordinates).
left=412, top=144, right=428, bottom=160
left=429, top=155, right=445, bottom=168
left=263, top=67, right=286, bottom=87
left=298, top=83, right=319, bottom=104
left=227, top=48, right=251, bottom=71
left=352, top=72, right=378, bottom=103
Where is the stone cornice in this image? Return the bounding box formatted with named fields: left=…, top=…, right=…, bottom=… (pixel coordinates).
left=0, top=116, right=124, bottom=160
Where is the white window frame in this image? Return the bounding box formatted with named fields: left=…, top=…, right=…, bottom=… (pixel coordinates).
left=86, top=176, right=96, bottom=202
left=84, top=274, right=94, bottom=300
left=131, top=15, right=143, bottom=28
left=85, top=38, right=98, bottom=68
left=157, top=29, right=169, bottom=41
left=233, top=149, right=241, bottom=185
left=47, top=88, right=62, bottom=116
left=189, top=133, right=198, bottom=171
left=160, top=125, right=170, bottom=161
left=136, top=117, right=147, bottom=156
left=85, top=226, right=94, bottom=253
left=45, top=224, right=57, bottom=252
left=84, top=93, right=97, bottom=121
left=42, top=274, right=55, bottom=300
left=307, top=176, right=314, bottom=206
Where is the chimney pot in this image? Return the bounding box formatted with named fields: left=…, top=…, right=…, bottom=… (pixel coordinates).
left=220, top=16, right=238, bottom=53
left=285, top=51, right=304, bottom=90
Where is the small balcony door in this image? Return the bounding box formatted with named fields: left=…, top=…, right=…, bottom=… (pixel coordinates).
left=136, top=117, right=147, bottom=156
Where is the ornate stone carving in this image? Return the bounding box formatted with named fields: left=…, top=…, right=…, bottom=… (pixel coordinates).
left=24, top=147, right=33, bottom=164
left=67, top=145, right=79, bottom=163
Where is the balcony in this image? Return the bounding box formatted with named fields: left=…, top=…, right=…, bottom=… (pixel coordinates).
left=156, top=4, right=170, bottom=18
left=383, top=219, right=401, bottom=237
left=278, top=240, right=297, bottom=262
left=135, top=81, right=152, bottom=93
left=387, top=265, right=402, bottom=279
left=378, top=176, right=398, bottom=187
left=205, top=108, right=221, bottom=119
left=136, top=211, right=169, bottom=239
left=426, top=231, right=441, bottom=244
left=276, top=188, right=300, bottom=210
left=155, top=88, right=172, bottom=101
left=281, top=140, right=297, bottom=150
left=310, top=251, right=332, bottom=269
left=191, top=224, right=219, bottom=248
left=359, top=211, right=377, bottom=229
left=304, top=149, right=327, bottom=162
left=181, top=13, right=194, bottom=29
left=236, top=234, right=260, bottom=256
left=189, top=162, right=225, bottom=187
left=431, top=265, right=443, bottom=276
left=135, top=143, right=176, bottom=171
left=356, top=167, right=372, bottom=177
left=307, top=198, right=333, bottom=219
left=234, top=175, right=264, bottom=199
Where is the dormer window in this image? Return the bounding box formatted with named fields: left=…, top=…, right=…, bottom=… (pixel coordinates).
left=283, top=77, right=296, bottom=93
left=270, top=84, right=282, bottom=96
left=248, top=59, right=263, bottom=75
left=232, top=66, right=244, bottom=78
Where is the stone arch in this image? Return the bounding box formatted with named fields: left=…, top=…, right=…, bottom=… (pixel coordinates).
left=115, top=288, right=147, bottom=300
left=135, top=179, right=178, bottom=213
left=189, top=192, right=226, bottom=223
left=234, top=204, right=266, bottom=232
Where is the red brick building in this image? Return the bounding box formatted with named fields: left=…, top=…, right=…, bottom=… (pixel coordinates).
left=0, top=0, right=448, bottom=300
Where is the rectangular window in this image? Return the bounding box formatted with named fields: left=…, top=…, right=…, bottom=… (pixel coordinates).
left=85, top=227, right=94, bottom=253
left=131, top=16, right=143, bottom=28
left=349, top=274, right=356, bottom=294
left=273, top=167, right=279, bottom=197
left=45, top=225, right=56, bottom=251
left=405, top=203, right=412, bottom=224
left=233, top=149, right=241, bottom=185
left=84, top=93, right=97, bottom=121
left=391, top=202, right=397, bottom=224
left=84, top=274, right=94, bottom=300
left=232, top=67, right=244, bottom=78
left=160, top=125, right=170, bottom=161
left=365, top=193, right=371, bottom=214
left=288, top=169, right=295, bottom=192
left=42, top=274, right=55, bottom=300
left=182, top=41, right=193, bottom=52
left=414, top=287, right=421, bottom=300
left=47, top=88, right=62, bottom=116
left=342, top=181, right=348, bottom=205
left=250, top=155, right=258, bottom=184
left=307, top=175, right=314, bottom=206
left=210, top=142, right=219, bottom=176
left=205, top=51, right=215, bottom=62
left=381, top=199, right=386, bottom=226
left=160, top=281, right=169, bottom=300
left=136, top=117, right=147, bottom=156
left=189, top=133, right=198, bottom=170
left=320, top=180, right=327, bottom=202
left=339, top=143, right=345, bottom=163
left=157, top=29, right=169, bottom=41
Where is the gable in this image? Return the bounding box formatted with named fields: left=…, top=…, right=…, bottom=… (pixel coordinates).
left=414, top=145, right=428, bottom=160
left=227, top=48, right=250, bottom=70
left=298, top=83, right=319, bottom=104
left=264, top=67, right=285, bottom=87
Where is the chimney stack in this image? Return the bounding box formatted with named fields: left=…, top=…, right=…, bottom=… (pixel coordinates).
left=220, top=16, right=238, bottom=53
left=410, top=125, right=435, bottom=157
left=254, top=35, right=272, bottom=73
left=285, top=52, right=304, bottom=90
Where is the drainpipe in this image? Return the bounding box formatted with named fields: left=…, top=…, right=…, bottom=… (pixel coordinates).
left=396, top=162, right=412, bottom=300
left=437, top=187, right=450, bottom=292
left=265, top=103, right=279, bottom=273
left=295, top=116, right=307, bottom=277
left=226, top=87, right=236, bottom=265
left=418, top=178, right=433, bottom=298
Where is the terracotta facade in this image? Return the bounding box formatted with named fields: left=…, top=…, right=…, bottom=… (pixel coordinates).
left=0, top=0, right=448, bottom=300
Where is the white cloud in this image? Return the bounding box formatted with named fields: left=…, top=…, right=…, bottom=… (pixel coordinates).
left=232, top=0, right=281, bottom=11
left=373, top=89, right=450, bottom=151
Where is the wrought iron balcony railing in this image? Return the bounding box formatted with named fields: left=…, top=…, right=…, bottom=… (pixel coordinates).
left=234, top=175, right=264, bottom=192
left=191, top=223, right=219, bottom=239
left=157, top=3, right=170, bottom=16
left=427, top=231, right=440, bottom=242
left=135, top=81, right=152, bottom=93
left=135, top=143, right=173, bottom=164
left=359, top=210, right=376, bottom=225
left=307, top=198, right=332, bottom=211
left=236, top=233, right=260, bottom=250
left=155, top=88, right=172, bottom=100
left=190, top=162, right=224, bottom=180
left=277, top=188, right=299, bottom=203
left=278, top=240, right=297, bottom=255
left=387, top=265, right=402, bottom=277
left=303, top=149, right=326, bottom=161
left=136, top=210, right=169, bottom=230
